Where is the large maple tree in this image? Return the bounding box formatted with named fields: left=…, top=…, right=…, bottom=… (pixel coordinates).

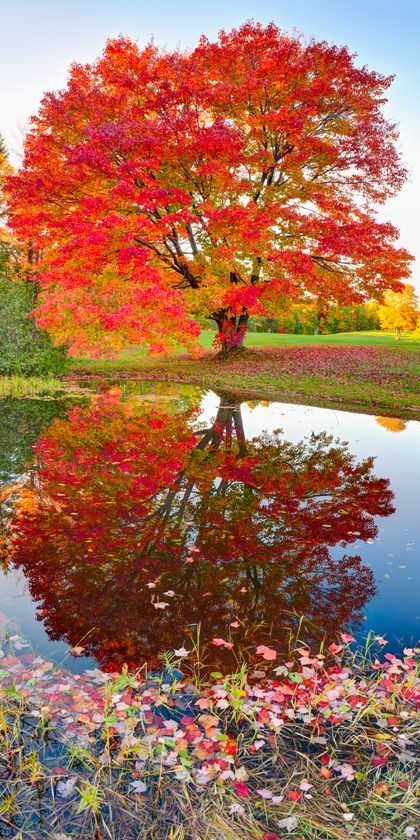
left=6, top=22, right=412, bottom=355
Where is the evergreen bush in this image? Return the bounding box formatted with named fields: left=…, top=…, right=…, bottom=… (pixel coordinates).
left=0, top=277, right=68, bottom=376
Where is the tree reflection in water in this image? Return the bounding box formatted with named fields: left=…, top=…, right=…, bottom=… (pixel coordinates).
left=6, top=390, right=395, bottom=670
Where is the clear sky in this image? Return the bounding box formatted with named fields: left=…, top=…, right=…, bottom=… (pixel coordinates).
left=2, top=0, right=419, bottom=288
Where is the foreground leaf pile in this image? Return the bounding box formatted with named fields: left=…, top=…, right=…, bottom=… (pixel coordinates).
left=0, top=626, right=418, bottom=839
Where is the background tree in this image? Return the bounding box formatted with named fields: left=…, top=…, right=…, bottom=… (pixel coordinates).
left=6, top=22, right=412, bottom=356
left=378, top=283, right=419, bottom=339
left=0, top=277, right=69, bottom=375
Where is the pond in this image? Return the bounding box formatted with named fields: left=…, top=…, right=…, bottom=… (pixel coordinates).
left=0, top=384, right=418, bottom=674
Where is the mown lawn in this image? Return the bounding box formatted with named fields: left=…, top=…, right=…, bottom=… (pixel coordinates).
left=199, top=329, right=420, bottom=350
left=69, top=331, right=420, bottom=419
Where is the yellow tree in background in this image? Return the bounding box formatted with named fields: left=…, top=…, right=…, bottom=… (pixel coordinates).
left=378, top=284, right=419, bottom=340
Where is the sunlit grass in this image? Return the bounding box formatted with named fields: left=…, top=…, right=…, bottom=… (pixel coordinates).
left=199, top=328, right=420, bottom=350
left=72, top=329, right=420, bottom=365
left=71, top=330, right=420, bottom=370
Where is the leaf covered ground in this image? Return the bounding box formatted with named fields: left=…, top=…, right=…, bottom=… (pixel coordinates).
left=0, top=621, right=418, bottom=839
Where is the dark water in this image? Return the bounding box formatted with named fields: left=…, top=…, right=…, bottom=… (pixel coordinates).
left=0, top=385, right=418, bottom=673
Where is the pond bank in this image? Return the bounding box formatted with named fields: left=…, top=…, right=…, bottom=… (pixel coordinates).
left=2, top=345, right=418, bottom=418
left=68, top=345, right=420, bottom=420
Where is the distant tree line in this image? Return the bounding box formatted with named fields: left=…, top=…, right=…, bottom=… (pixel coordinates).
left=249, top=301, right=381, bottom=335
left=228, top=289, right=419, bottom=338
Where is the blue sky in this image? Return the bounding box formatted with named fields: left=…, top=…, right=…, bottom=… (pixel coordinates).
left=2, top=0, right=419, bottom=288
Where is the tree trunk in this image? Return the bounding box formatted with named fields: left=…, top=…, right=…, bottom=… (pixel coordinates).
left=213, top=308, right=249, bottom=353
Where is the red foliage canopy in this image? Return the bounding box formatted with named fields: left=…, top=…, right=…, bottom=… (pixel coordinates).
left=6, top=22, right=412, bottom=354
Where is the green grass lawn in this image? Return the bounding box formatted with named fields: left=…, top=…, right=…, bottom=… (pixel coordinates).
left=114, top=329, right=420, bottom=359
left=199, top=328, right=420, bottom=350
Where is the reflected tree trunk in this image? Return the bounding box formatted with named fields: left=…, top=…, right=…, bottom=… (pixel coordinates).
left=151, top=392, right=247, bottom=533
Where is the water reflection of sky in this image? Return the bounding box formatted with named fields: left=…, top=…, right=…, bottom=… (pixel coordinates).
left=198, top=393, right=420, bottom=647
left=0, top=389, right=418, bottom=672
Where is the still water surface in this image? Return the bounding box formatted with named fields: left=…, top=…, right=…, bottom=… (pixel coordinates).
left=0, top=385, right=418, bottom=673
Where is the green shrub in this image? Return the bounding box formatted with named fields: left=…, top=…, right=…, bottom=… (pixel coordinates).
left=0, top=276, right=68, bottom=376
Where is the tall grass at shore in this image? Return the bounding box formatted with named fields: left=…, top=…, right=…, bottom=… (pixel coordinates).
left=0, top=375, right=65, bottom=398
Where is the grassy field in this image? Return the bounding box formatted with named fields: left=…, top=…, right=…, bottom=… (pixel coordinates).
left=2, top=332, right=417, bottom=416
left=199, top=329, right=420, bottom=350
left=69, top=331, right=420, bottom=419
left=72, top=330, right=419, bottom=365
left=72, top=330, right=420, bottom=368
